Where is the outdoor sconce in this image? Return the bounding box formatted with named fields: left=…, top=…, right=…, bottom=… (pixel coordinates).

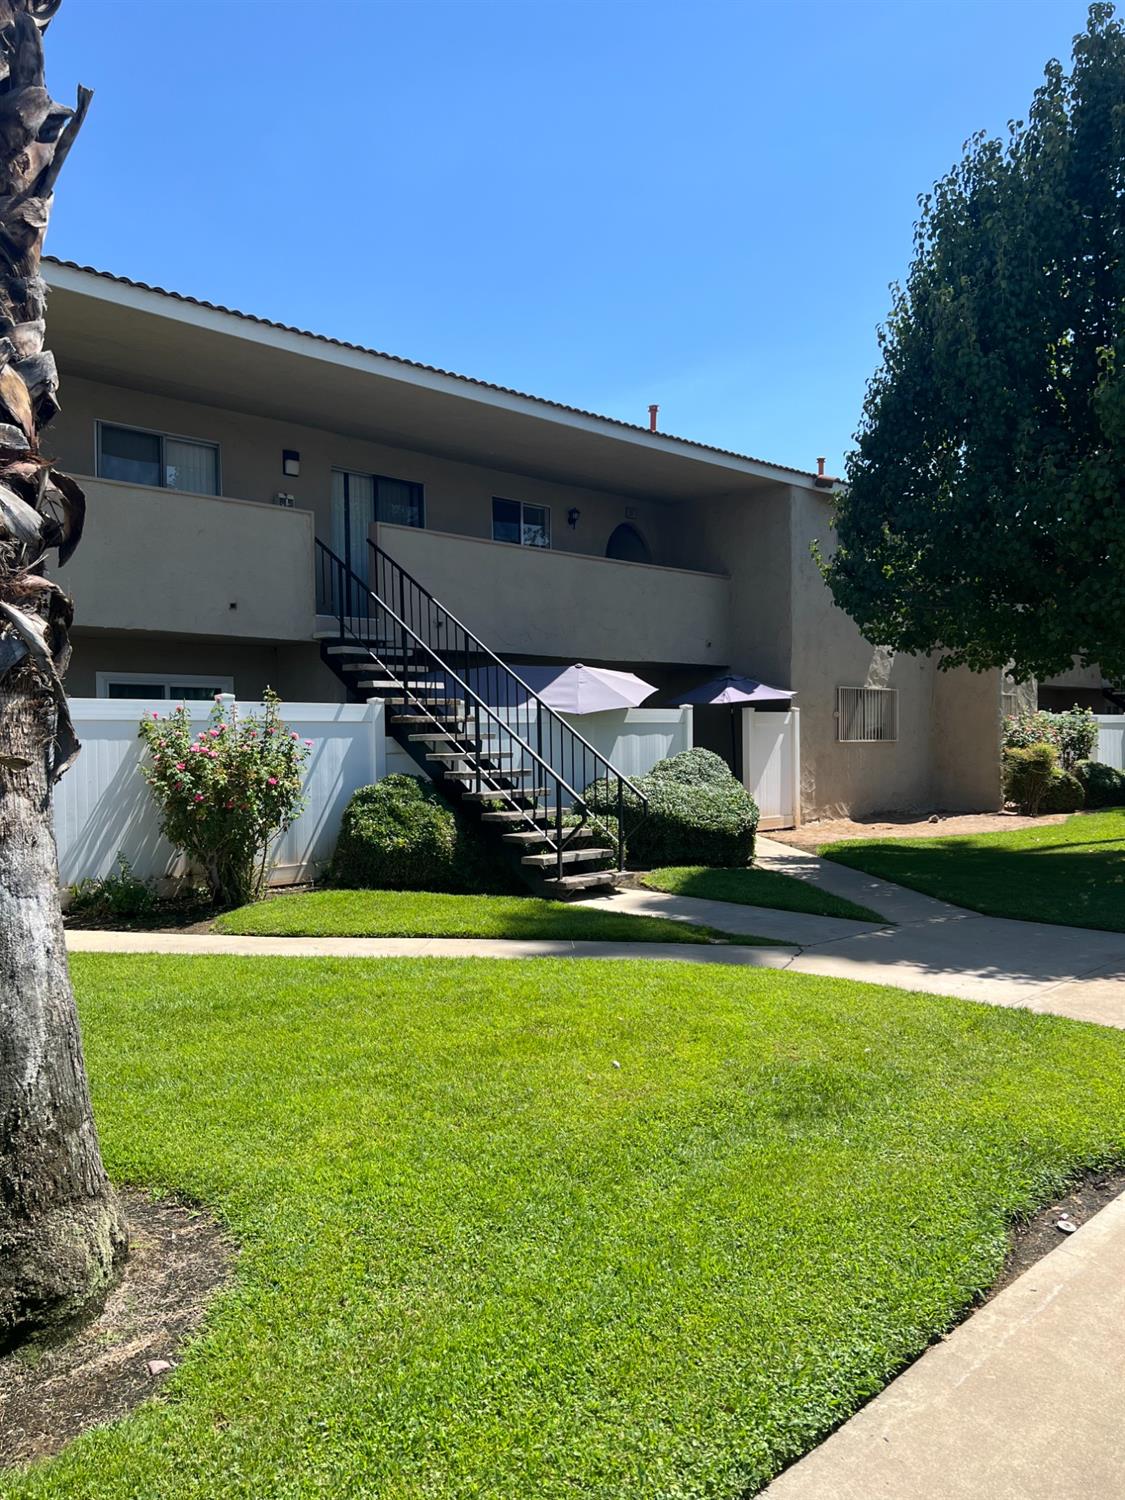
left=282, top=449, right=301, bottom=477
left=567, top=507, right=580, bottom=528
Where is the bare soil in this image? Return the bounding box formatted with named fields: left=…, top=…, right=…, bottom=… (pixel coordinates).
left=777, top=809, right=1070, bottom=850
left=983, top=1167, right=1125, bottom=1304
left=0, top=1191, right=234, bottom=1467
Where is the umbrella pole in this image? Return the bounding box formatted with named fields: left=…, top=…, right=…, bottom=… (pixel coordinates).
left=730, top=706, right=739, bottom=781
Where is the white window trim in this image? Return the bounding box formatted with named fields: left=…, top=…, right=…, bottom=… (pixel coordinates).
left=95, top=671, right=235, bottom=701
left=491, top=496, right=552, bottom=548
left=836, top=685, right=898, bottom=743
left=95, top=419, right=222, bottom=495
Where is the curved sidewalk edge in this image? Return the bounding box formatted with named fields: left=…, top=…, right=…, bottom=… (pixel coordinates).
left=64, top=930, right=797, bottom=965
left=763, top=1189, right=1125, bottom=1500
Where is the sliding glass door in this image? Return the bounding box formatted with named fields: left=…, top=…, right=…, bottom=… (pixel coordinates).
left=331, top=469, right=377, bottom=585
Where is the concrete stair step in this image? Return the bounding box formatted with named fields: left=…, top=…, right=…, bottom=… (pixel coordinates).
left=540, top=870, right=618, bottom=892
left=458, top=786, right=548, bottom=801
left=502, top=828, right=596, bottom=844
left=521, top=847, right=612, bottom=867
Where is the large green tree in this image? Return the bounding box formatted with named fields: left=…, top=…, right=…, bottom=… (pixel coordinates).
left=824, top=3, right=1125, bottom=685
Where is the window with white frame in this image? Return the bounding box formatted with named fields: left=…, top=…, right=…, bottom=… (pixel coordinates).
left=97, top=422, right=220, bottom=497
left=836, top=686, right=898, bottom=742
left=492, top=497, right=550, bottom=548
left=96, top=672, right=234, bottom=702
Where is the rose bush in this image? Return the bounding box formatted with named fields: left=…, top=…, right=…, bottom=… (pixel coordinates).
left=138, top=690, right=309, bottom=906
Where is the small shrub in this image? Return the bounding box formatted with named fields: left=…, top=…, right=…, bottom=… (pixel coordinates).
left=587, top=748, right=759, bottom=868
left=1038, top=769, right=1085, bottom=814
left=1002, top=742, right=1058, bottom=815
left=69, top=854, right=158, bottom=921
left=332, top=775, right=520, bottom=893
left=139, top=690, right=309, bottom=908
left=1002, top=705, right=1098, bottom=770
left=1075, top=759, right=1125, bottom=809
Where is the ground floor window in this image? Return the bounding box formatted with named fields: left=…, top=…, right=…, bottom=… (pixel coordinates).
left=836, top=685, right=898, bottom=742
left=492, top=497, right=550, bottom=548
left=96, top=672, right=234, bottom=701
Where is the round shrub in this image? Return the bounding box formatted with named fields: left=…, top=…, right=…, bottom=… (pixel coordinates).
left=1038, top=769, right=1085, bottom=814
left=587, top=749, right=759, bottom=868
left=331, top=775, right=520, bottom=893
left=1002, top=742, right=1057, bottom=815
left=1074, top=759, right=1125, bottom=809
left=646, top=747, right=734, bottom=788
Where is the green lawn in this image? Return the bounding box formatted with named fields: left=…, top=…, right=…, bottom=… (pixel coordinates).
left=822, top=808, right=1125, bottom=932
left=8, top=955, right=1125, bottom=1499
left=642, top=865, right=885, bottom=923
left=213, top=888, right=772, bottom=944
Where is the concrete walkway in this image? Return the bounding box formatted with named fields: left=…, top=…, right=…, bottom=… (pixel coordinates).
left=67, top=837, right=1125, bottom=1028
left=763, top=1189, right=1125, bottom=1499
left=582, top=837, right=1125, bottom=1027
left=65, top=929, right=795, bottom=966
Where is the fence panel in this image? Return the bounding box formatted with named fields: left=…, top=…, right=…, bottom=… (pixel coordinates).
left=1096, top=715, right=1125, bottom=771
left=56, top=699, right=383, bottom=888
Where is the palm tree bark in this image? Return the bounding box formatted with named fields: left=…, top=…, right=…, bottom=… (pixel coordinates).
left=0, top=0, right=125, bottom=1344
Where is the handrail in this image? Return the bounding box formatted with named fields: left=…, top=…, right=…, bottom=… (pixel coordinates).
left=368, top=539, right=648, bottom=803
left=315, top=539, right=646, bottom=869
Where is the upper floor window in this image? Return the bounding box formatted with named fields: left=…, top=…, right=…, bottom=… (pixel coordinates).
left=492, top=497, right=550, bottom=548
left=97, top=422, right=220, bottom=497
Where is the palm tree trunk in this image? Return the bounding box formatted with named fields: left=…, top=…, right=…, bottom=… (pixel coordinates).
left=0, top=1, right=125, bottom=1344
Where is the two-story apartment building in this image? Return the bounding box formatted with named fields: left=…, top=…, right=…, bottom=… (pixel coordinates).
left=43, top=257, right=1005, bottom=822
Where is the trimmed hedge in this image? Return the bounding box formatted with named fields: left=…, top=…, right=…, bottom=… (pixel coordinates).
left=1002, top=742, right=1058, bottom=815
left=331, top=775, right=521, bottom=893
left=587, top=748, right=758, bottom=869
left=1039, top=769, right=1085, bottom=814
left=1075, top=759, right=1125, bottom=809
left=646, top=747, right=734, bottom=788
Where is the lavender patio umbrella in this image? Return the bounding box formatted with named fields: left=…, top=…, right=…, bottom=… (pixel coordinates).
left=506, top=662, right=657, bottom=714
left=676, top=674, right=793, bottom=707
left=675, top=674, right=794, bottom=769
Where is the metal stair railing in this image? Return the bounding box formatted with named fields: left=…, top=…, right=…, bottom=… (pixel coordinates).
left=316, top=539, right=647, bottom=873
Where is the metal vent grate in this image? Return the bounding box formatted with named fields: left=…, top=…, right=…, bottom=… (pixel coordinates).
left=837, top=686, right=898, bottom=743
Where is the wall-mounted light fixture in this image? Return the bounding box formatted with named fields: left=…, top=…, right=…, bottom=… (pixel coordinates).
left=567, top=507, right=580, bottom=529
left=282, top=449, right=301, bottom=477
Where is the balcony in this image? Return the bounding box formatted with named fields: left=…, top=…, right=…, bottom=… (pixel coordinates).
left=61, top=476, right=317, bottom=641
left=368, top=523, right=731, bottom=665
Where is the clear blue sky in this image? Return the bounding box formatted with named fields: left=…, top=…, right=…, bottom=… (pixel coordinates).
left=45, top=0, right=1093, bottom=477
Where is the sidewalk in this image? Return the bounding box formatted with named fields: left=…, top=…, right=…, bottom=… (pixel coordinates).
left=763, top=1190, right=1125, bottom=1499
left=67, top=837, right=1125, bottom=1029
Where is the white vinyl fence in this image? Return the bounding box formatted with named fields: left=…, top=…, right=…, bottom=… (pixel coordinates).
left=56, top=699, right=385, bottom=889
left=1096, top=715, right=1125, bottom=771
left=55, top=699, right=693, bottom=890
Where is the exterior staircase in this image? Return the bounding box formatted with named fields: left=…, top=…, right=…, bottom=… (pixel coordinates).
left=315, top=538, right=647, bottom=896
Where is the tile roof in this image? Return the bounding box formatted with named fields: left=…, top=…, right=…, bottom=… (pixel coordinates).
left=44, top=256, right=820, bottom=483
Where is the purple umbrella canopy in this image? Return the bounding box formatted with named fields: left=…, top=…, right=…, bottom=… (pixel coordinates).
left=676, top=674, right=794, bottom=706
left=503, top=662, right=658, bottom=714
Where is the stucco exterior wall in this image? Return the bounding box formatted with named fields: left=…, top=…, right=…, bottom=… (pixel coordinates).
left=375, top=523, right=730, bottom=665
left=693, top=487, right=792, bottom=685
left=931, top=665, right=1004, bottom=811
left=778, top=488, right=1003, bottom=818
left=49, top=375, right=684, bottom=570
left=61, top=477, right=316, bottom=641
left=66, top=633, right=336, bottom=705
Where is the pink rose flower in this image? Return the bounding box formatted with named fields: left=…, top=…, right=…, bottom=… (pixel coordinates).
left=304, top=739, right=313, bottom=747
left=267, top=776, right=277, bottom=785
left=194, top=793, right=204, bottom=802
left=174, top=761, right=185, bottom=770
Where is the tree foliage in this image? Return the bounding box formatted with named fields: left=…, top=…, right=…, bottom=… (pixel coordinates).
left=824, top=3, right=1125, bottom=683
